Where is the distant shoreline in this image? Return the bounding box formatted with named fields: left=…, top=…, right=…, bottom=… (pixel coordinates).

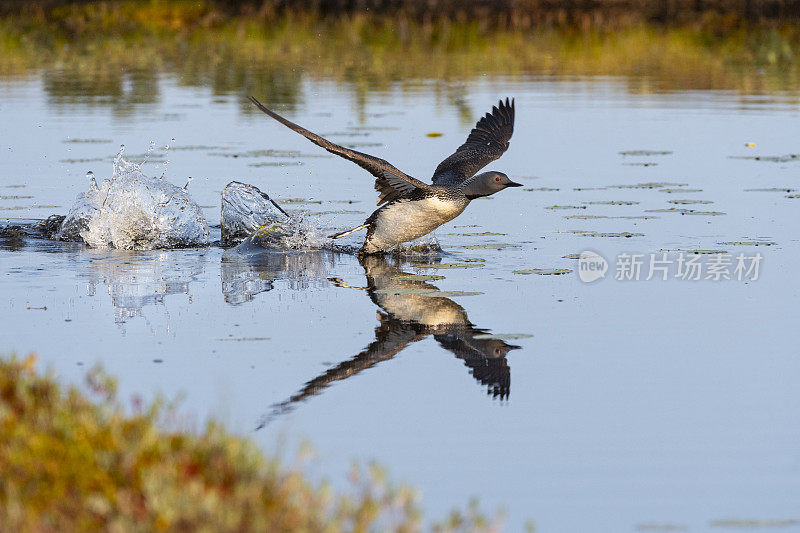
left=3, top=0, right=800, bottom=27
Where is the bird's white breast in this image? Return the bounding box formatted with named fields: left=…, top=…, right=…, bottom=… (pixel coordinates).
left=365, top=196, right=468, bottom=253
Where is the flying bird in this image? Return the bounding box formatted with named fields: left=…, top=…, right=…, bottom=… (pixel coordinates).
left=248, top=96, right=520, bottom=254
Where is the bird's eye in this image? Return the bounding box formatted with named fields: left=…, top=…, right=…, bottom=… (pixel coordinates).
left=495, top=177, right=500, bottom=182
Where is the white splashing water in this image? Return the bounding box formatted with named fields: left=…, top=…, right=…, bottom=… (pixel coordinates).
left=58, top=147, right=209, bottom=250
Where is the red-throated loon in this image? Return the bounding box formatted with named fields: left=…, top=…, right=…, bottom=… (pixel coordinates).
left=248, top=96, right=521, bottom=254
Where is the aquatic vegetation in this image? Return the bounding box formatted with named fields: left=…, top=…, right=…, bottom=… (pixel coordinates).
left=583, top=200, right=639, bottom=205
left=609, top=182, right=688, bottom=189
left=729, top=154, right=800, bottom=162
left=513, top=269, right=572, bottom=275
left=618, top=150, right=673, bottom=156
left=3, top=3, right=800, bottom=114
left=668, top=199, right=713, bottom=204
left=716, top=241, right=775, bottom=246
left=414, top=262, right=485, bottom=269
left=473, top=333, right=534, bottom=340
left=0, top=354, right=499, bottom=531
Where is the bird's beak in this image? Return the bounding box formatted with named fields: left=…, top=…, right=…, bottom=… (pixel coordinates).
left=507, top=181, right=523, bottom=187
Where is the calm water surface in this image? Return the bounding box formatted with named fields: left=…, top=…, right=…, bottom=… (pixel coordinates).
left=1, top=71, right=799, bottom=531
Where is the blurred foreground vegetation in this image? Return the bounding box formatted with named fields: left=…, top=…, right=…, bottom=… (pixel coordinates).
left=0, top=355, right=498, bottom=531
left=1, top=1, right=800, bottom=113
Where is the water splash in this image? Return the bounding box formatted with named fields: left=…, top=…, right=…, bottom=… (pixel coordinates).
left=59, top=151, right=209, bottom=250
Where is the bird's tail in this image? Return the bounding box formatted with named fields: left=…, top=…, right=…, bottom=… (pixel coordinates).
left=328, top=224, right=369, bottom=240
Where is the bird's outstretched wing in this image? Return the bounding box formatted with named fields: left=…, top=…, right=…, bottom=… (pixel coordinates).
left=249, top=96, right=430, bottom=205
left=431, top=98, right=515, bottom=185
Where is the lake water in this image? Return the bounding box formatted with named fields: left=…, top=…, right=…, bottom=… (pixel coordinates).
left=2, top=65, right=799, bottom=530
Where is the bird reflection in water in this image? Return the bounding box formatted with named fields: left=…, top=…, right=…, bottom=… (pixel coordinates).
left=258, top=254, right=521, bottom=428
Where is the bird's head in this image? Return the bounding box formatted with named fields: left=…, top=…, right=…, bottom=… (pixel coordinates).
left=463, top=171, right=522, bottom=199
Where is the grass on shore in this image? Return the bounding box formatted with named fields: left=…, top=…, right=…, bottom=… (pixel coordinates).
left=0, top=354, right=499, bottom=531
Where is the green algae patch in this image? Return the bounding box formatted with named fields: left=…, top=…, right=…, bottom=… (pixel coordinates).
left=513, top=268, right=572, bottom=275
left=216, top=337, right=270, bottom=341
left=474, top=333, right=533, bottom=340
left=709, top=518, right=799, bottom=528
left=609, top=182, right=688, bottom=189
left=414, top=262, right=485, bottom=269
left=645, top=208, right=725, bottom=215
left=583, top=200, right=640, bottom=205
left=716, top=241, right=775, bottom=246
left=661, top=248, right=729, bottom=254
left=668, top=199, right=713, bottom=204
left=63, top=138, right=113, bottom=144
left=464, top=243, right=522, bottom=250
left=570, top=230, right=644, bottom=238
left=618, top=150, right=673, bottom=156
left=729, top=154, right=800, bottom=162
left=248, top=161, right=305, bottom=167
left=636, top=523, right=688, bottom=531
left=448, top=232, right=507, bottom=236
left=391, top=274, right=446, bottom=281
left=374, top=288, right=482, bottom=297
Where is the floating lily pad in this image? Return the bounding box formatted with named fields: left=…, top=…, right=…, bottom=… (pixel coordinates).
left=583, top=200, right=639, bottom=205
left=391, top=274, right=446, bottom=281
left=63, top=138, right=113, bottom=144
left=716, top=241, right=775, bottom=246
left=661, top=249, right=728, bottom=254
left=729, top=154, right=800, bottom=162
left=619, top=150, right=673, bottom=156
left=474, top=333, right=533, bottom=340
left=635, top=523, right=688, bottom=531
left=464, top=243, right=521, bottom=250
left=448, top=232, right=507, bottom=236
left=374, top=288, right=482, bottom=297
left=248, top=161, right=304, bottom=167
left=277, top=198, right=323, bottom=204
left=59, top=157, right=106, bottom=163
left=609, top=182, right=687, bottom=189
left=216, top=337, right=270, bottom=341
left=669, top=199, right=713, bottom=204
left=645, top=208, right=725, bottom=215
left=571, top=231, right=644, bottom=238
left=545, top=205, right=587, bottom=210
left=513, top=268, right=572, bottom=275
left=709, top=518, right=799, bottom=528
left=414, top=263, right=485, bottom=269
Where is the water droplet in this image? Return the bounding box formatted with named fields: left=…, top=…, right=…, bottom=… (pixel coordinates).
left=86, top=170, right=98, bottom=191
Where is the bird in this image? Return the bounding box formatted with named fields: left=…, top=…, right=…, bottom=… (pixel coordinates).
left=248, top=96, right=521, bottom=254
